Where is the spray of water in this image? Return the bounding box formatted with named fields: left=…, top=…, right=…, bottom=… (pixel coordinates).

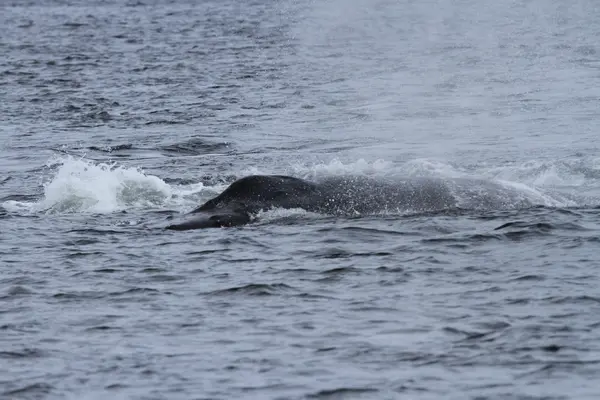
left=3, top=156, right=205, bottom=214
left=2, top=155, right=597, bottom=216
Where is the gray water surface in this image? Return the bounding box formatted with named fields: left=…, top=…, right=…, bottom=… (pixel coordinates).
left=2, top=0, right=600, bottom=399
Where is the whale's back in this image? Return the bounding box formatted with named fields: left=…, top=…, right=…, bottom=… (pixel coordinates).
left=313, top=176, right=536, bottom=215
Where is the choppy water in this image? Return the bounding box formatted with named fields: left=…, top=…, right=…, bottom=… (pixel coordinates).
left=2, top=0, right=600, bottom=399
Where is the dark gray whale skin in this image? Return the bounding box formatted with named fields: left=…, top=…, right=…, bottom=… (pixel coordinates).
left=166, top=174, right=535, bottom=230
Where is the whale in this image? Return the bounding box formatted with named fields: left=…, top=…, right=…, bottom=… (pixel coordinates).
left=165, top=174, right=540, bottom=230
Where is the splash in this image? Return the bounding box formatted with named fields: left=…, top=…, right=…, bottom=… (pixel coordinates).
left=2, top=156, right=207, bottom=214
left=240, top=158, right=461, bottom=180
left=479, top=157, right=600, bottom=205
left=482, top=159, right=599, bottom=188
left=285, top=158, right=586, bottom=208
left=39, top=156, right=174, bottom=213
left=255, top=207, right=323, bottom=225
left=288, top=158, right=394, bottom=179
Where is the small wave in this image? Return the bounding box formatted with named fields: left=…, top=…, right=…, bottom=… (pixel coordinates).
left=339, top=226, right=407, bottom=236
left=160, top=138, right=232, bottom=156
left=544, top=295, right=600, bottom=304
left=0, top=194, right=39, bottom=203
left=67, top=228, right=125, bottom=234
left=206, top=283, right=295, bottom=297
left=316, top=267, right=364, bottom=283
left=315, top=249, right=354, bottom=259
left=144, top=119, right=189, bottom=126
left=2, top=383, right=53, bottom=398
left=1, top=286, right=34, bottom=298
left=92, top=268, right=121, bottom=273
left=315, top=250, right=392, bottom=259
left=0, top=348, right=46, bottom=359
left=422, top=214, right=588, bottom=245
left=294, top=292, right=337, bottom=300
left=52, top=291, right=106, bottom=300
left=109, top=287, right=161, bottom=296
left=307, top=387, right=379, bottom=399
left=493, top=220, right=588, bottom=241
left=322, top=266, right=363, bottom=275
left=84, top=110, right=112, bottom=121
left=84, top=325, right=122, bottom=332
left=509, top=274, right=546, bottom=282
left=494, top=221, right=555, bottom=231
left=62, top=21, right=87, bottom=28
left=88, top=144, right=133, bottom=152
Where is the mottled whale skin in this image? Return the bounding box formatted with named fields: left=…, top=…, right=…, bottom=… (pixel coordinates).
left=166, top=174, right=535, bottom=230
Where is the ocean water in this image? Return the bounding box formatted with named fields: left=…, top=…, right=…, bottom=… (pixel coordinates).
left=2, top=0, right=600, bottom=399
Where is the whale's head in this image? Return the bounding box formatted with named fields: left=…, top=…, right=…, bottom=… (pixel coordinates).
left=193, top=175, right=319, bottom=214
left=166, top=175, right=320, bottom=230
